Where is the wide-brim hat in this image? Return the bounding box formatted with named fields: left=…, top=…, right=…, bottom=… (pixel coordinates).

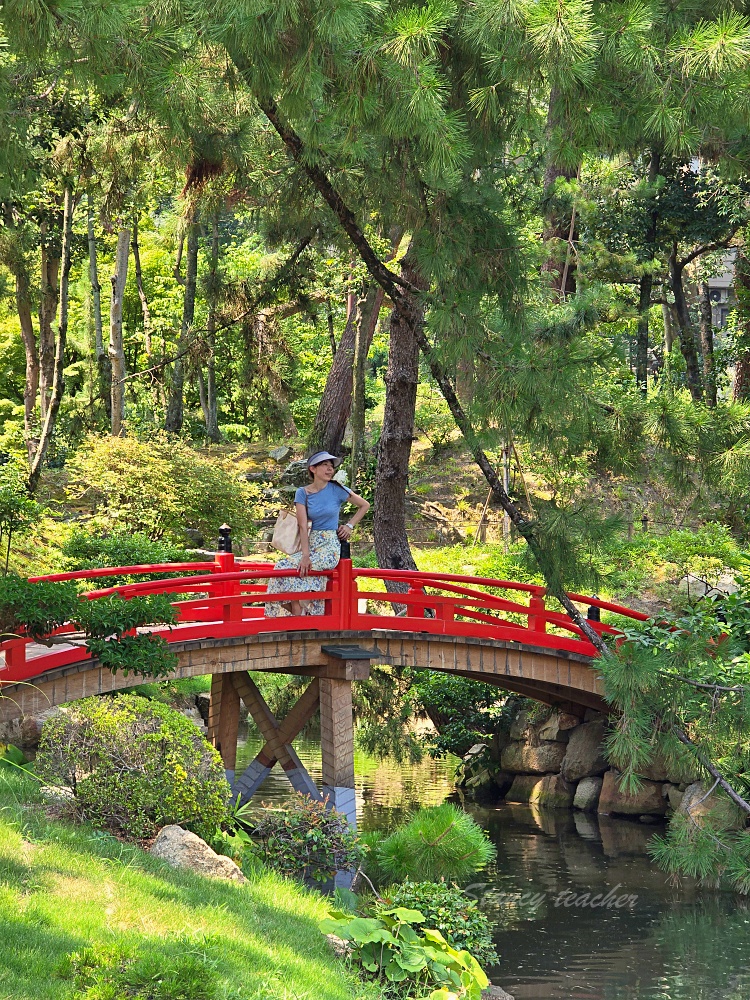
left=307, top=450, right=342, bottom=468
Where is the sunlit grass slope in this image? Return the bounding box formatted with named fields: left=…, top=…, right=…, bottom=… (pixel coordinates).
left=0, top=769, right=376, bottom=1000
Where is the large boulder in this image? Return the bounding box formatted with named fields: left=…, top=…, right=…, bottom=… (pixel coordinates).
left=573, top=776, right=603, bottom=812
left=538, top=711, right=580, bottom=742
left=505, top=775, right=542, bottom=804
left=597, top=770, right=667, bottom=816
left=532, top=773, right=575, bottom=809
left=509, top=711, right=531, bottom=741
left=500, top=740, right=567, bottom=775
left=561, top=720, right=608, bottom=782
left=150, top=825, right=246, bottom=882
left=678, top=781, right=745, bottom=831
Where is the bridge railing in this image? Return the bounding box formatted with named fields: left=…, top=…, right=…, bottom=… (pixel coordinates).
left=0, top=551, right=649, bottom=684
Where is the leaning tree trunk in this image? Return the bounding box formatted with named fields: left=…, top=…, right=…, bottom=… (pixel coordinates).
left=38, top=222, right=60, bottom=421
left=165, top=213, right=200, bottom=434
left=668, top=248, right=703, bottom=403
left=308, top=306, right=358, bottom=454
left=132, top=215, right=153, bottom=359
left=373, top=255, right=426, bottom=580
left=29, top=185, right=74, bottom=493
left=109, top=227, right=130, bottom=436
left=699, top=282, right=717, bottom=407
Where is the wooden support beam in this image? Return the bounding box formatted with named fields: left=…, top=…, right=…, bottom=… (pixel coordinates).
left=208, top=673, right=240, bottom=783
left=319, top=674, right=356, bottom=828
left=232, top=671, right=321, bottom=802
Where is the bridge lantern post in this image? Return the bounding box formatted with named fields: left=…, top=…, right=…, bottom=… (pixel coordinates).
left=214, top=524, right=235, bottom=574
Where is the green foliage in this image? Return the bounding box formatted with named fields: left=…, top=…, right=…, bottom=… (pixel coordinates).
left=247, top=794, right=363, bottom=883
left=376, top=882, right=497, bottom=966
left=0, top=461, right=43, bottom=572
left=76, top=592, right=179, bottom=678
left=601, top=588, right=750, bottom=891
left=319, top=907, right=489, bottom=998
left=36, top=694, right=230, bottom=841
left=0, top=572, right=178, bottom=678
left=68, top=435, right=258, bottom=542
left=62, top=528, right=204, bottom=581
left=376, top=805, right=495, bottom=885
left=414, top=673, right=505, bottom=758
left=60, top=943, right=219, bottom=1000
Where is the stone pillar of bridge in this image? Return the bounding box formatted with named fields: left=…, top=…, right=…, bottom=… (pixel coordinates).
left=208, top=673, right=240, bottom=786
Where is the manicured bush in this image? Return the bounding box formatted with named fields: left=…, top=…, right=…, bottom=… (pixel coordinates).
left=377, top=881, right=498, bottom=966
left=68, top=434, right=259, bottom=542
left=62, top=528, right=205, bottom=580
left=248, top=794, right=363, bottom=883
left=36, top=694, right=230, bottom=840
left=376, top=804, right=495, bottom=884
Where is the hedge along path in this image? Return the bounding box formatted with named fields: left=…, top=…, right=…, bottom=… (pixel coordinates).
left=0, top=769, right=381, bottom=1000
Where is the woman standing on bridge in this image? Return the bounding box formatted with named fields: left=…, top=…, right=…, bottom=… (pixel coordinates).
left=265, top=451, right=370, bottom=617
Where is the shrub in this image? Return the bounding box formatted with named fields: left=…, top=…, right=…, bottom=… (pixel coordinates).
left=319, top=907, right=489, bottom=997
left=62, top=529, right=205, bottom=581
left=376, top=881, right=498, bottom=966
left=377, top=804, right=495, bottom=884
left=36, top=695, right=229, bottom=840
left=68, top=434, right=259, bottom=542
left=247, top=794, right=363, bottom=882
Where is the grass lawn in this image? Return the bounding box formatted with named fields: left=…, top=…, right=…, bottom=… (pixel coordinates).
left=0, top=769, right=378, bottom=1000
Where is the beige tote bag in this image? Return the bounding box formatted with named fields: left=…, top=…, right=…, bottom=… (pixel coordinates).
left=271, top=494, right=310, bottom=554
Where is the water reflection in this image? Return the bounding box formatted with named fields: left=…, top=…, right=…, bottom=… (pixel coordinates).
left=235, top=737, right=750, bottom=999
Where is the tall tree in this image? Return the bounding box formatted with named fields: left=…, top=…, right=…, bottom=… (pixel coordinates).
left=109, top=226, right=130, bottom=436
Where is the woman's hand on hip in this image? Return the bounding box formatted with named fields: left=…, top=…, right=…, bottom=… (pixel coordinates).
left=299, top=554, right=312, bottom=577
left=337, top=523, right=353, bottom=541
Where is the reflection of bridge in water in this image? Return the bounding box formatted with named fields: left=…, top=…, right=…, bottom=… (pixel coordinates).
left=0, top=549, right=646, bottom=826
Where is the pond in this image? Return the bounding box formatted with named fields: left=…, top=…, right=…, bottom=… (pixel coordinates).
left=236, top=736, right=750, bottom=1000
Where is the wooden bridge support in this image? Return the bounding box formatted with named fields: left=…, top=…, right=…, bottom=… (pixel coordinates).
left=207, top=645, right=374, bottom=828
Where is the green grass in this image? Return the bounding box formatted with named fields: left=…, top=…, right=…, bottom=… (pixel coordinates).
left=0, top=769, right=378, bottom=1000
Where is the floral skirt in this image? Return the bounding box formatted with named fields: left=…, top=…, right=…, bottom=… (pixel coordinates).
left=264, top=529, right=341, bottom=617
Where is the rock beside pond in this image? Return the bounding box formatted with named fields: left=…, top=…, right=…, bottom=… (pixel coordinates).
left=150, top=825, right=246, bottom=882
left=598, top=770, right=667, bottom=816
left=678, top=781, right=745, bottom=831
left=574, top=776, right=603, bottom=812
left=561, top=720, right=608, bottom=782
left=500, top=740, right=566, bottom=775
left=483, top=986, right=514, bottom=999
left=533, top=773, right=575, bottom=809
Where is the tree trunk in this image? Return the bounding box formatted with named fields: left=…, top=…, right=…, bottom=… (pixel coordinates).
left=13, top=266, right=39, bottom=458
left=109, top=228, right=130, bottom=436
left=132, top=215, right=153, bottom=358
left=200, top=213, right=220, bottom=442
left=668, top=247, right=703, bottom=403
left=29, top=185, right=74, bottom=493
left=635, top=149, right=661, bottom=394
left=635, top=273, right=653, bottom=393
left=541, top=89, right=578, bottom=300
left=165, top=214, right=200, bottom=434
left=699, top=282, right=717, bottom=407
left=38, top=224, right=60, bottom=421
left=308, top=307, right=357, bottom=454
left=662, top=302, right=675, bottom=355
left=373, top=255, right=425, bottom=579
left=86, top=192, right=109, bottom=418
left=350, top=283, right=384, bottom=485
left=733, top=252, right=750, bottom=401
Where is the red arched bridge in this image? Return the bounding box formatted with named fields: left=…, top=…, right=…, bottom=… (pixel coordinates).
left=0, top=550, right=646, bottom=826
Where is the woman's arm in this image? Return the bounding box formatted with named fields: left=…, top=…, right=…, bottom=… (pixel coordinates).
left=295, top=501, right=312, bottom=576
left=337, top=491, right=370, bottom=541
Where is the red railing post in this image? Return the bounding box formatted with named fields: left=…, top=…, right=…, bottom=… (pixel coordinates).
left=337, top=558, right=354, bottom=631
left=3, top=639, right=27, bottom=674
left=528, top=595, right=547, bottom=633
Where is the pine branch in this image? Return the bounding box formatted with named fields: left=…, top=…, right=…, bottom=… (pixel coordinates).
left=671, top=725, right=750, bottom=816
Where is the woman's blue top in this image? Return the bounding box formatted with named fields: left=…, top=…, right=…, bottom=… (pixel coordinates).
left=295, top=482, right=353, bottom=531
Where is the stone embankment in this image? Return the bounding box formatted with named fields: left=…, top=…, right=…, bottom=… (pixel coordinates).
left=461, top=708, right=743, bottom=828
